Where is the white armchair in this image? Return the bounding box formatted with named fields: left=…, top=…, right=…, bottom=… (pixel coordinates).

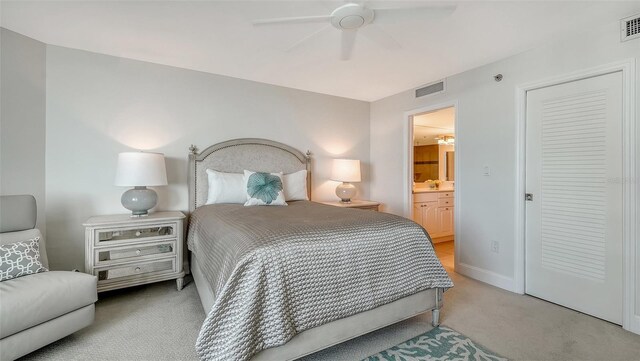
left=0, top=195, right=97, bottom=360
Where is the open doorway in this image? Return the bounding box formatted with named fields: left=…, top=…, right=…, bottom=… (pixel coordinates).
left=408, top=105, right=456, bottom=270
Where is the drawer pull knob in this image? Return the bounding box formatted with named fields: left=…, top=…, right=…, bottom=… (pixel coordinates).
left=135, top=231, right=141, bottom=237
left=135, top=249, right=141, bottom=256
left=135, top=267, right=141, bottom=273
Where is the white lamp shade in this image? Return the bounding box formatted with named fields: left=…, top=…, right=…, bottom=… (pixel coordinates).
left=330, top=159, right=361, bottom=183
left=114, top=152, right=168, bottom=187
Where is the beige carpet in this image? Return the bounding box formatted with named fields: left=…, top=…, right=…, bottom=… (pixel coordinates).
left=21, top=267, right=640, bottom=360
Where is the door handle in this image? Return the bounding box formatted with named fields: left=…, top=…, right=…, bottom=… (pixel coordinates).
left=525, top=193, right=533, bottom=201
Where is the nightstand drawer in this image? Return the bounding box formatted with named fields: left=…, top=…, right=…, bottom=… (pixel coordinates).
left=95, top=223, right=176, bottom=246
left=356, top=205, right=380, bottom=211
left=95, top=240, right=176, bottom=265
left=96, top=259, right=176, bottom=282
left=318, top=200, right=380, bottom=211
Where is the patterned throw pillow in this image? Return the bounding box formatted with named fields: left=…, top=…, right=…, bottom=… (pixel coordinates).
left=0, top=237, right=48, bottom=282
left=244, top=170, right=288, bottom=206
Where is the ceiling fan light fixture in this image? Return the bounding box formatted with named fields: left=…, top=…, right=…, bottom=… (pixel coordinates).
left=331, top=3, right=374, bottom=30
left=252, top=2, right=454, bottom=61
left=340, top=15, right=365, bottom=29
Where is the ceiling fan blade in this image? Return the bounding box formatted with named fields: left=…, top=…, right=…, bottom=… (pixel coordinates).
left=252, top=15, right=332, bottom=26
left=286, top=25, right=331, bottom=52
left=360, top=24, right=401, bottom=50
left=341, top=30, right=358, bottom=61
left=371, top=5, right=456, bottom=23
left=367, top=2, right=456, bottom=11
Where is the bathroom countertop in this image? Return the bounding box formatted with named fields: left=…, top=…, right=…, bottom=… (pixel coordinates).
left=412, top=188, right=454, bottom=193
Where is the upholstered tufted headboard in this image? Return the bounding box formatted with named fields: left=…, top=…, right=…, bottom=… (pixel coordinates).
left=188, top=138, right=311, bottom=213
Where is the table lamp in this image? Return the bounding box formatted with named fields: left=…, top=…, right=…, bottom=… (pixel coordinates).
left=114, top=152, right=168, bottom=216
left=330, top=159, right=361, bottom=203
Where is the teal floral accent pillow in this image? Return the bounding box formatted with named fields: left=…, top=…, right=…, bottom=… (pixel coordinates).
left=244, top=170, right=288, bottom=206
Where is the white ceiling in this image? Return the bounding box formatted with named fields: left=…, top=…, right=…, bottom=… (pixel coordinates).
left=414, top=106, right=454, bottom=145
left=2, top=1, right=638, bottom=101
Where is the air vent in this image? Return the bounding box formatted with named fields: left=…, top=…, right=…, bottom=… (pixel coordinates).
left=621, top=13, right=640, bottom=42
left=415, top=80, right=445, bottom=98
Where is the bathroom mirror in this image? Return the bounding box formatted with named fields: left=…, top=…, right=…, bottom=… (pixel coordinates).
left=445, top=151, right=455, bottom=181
left=413, top=106, right=455, bottom=183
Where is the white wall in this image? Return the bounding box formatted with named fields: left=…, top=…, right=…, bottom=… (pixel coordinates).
left=0, top=28, right=47, bottom=234
left=370, top=19, right=639, bottom=307
left=45, top=45, right=370, bottom=271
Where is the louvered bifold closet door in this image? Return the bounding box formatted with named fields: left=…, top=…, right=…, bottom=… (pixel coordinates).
left=525, top=71, right=623, bottom=324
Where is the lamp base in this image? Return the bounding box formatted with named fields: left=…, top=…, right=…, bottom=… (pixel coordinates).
left=121, top=186, right=157, bottom=217
left=335, top=182, right=357, bottom=203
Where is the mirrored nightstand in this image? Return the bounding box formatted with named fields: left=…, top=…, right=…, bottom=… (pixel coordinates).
left=83, top=211, right=186, bottom=292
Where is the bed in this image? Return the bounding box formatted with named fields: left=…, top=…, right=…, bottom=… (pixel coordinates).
left=186, top=138, right=453, bottom=361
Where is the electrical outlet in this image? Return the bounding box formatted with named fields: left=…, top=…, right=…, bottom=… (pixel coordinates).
left=491, top=241, right=499, bottom=253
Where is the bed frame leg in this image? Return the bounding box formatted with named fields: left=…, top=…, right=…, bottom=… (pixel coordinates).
left=431, top=309, right=440, bottom=327
left=431, top=288, right=442, bottom=327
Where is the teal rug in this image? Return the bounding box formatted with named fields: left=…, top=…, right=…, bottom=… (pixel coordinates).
left=363, top=326, right=508, bottom=361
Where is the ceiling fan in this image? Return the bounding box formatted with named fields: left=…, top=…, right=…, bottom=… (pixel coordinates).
left=252, top=2, right=456, bottom=60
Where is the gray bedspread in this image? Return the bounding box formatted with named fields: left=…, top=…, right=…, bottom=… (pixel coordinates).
left=187, top=201, right=453, bottom=361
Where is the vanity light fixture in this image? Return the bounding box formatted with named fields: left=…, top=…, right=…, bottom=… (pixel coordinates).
left=436, top=135, right=455, bottom=145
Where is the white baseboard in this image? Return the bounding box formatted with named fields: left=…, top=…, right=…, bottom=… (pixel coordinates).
left=626, top=315, right=640, bottom=335
left=456, top=262, right=516, bottom=292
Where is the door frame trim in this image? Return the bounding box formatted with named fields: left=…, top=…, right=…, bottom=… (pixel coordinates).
left=403, top=101, right=459, bottom=219
left=515, top=59, right=638, bottom=333
left=403, top=101, right=459, bottom=269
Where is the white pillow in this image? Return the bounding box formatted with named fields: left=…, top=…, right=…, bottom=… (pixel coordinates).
left=205, top=169, right=246, bottom=204
left=244, top=170, right=287, bottom=206
left=283, top=170, right=309, bottom=201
